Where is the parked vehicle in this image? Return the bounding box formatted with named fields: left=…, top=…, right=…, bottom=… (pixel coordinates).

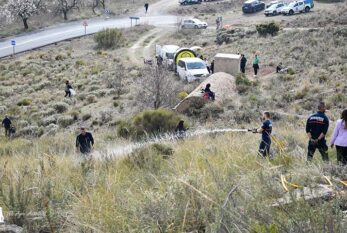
left=177, top=58, right=209, bottom=82
left=264, top=2, right=286, bottom=16
left=156, top=45, right=180, bottom=70
left=266, top=1, right=281, bottom=8
left=179, top=0, right=202, bottom=5
left=281, top=0, right=314, bottom=15
left=242, top=0, right=265, bottom=13
left=181, top=18, right=208, bottom=29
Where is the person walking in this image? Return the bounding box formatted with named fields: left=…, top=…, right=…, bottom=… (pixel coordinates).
left=252, top=112, right=272, bottom=157
left=65, top=80, right=73, bottom=98
left=330, top=109, right=347, bottom=165
left=252, top=54, right=260, bottom=77
left=306, top=102, right=329, bottom=162
left=240, top=54, right=247, bottom=74
left=144, top=3, right=149, bottom=14
left=76, top=127, right=94, bottom=155
left=2, top=115, right=12, bottom=137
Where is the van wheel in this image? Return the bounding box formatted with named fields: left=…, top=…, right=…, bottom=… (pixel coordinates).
left=305, top=6, right=310, bottom=12
left=289, top=10, right=294, bottom=15
left=194, top=25, right=198, bottom=29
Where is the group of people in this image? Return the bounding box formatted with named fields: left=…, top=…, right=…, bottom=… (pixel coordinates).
left=239, top=54, right=260, bottom=77
left=253, top=102, right=347, bottom=165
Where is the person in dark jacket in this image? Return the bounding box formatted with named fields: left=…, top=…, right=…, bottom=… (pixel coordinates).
left=2, top=115, right=12, bottom=137
left=175, top=120, right=187, bottom=139
left=240, top=54, right=247, bottom=74
left=144, top=3, right=149, bottom=13
left=210, top=60, right=214, bottom=74
left=65, top=80, right=73, bottom=97
left=204, top=83, right=215, bottom=101
left=306, top=102, right=329, bottom=161
left=76, top=127, right=94, bottom=155
left=252, top=112, right=272, bottom=157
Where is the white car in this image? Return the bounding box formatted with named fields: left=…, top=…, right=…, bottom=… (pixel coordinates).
left=281, top=0, right=312, bottom=15
left=177, top=57, right=209, bottom=82
left=181, top=18, right=208, bottom=29
left=264, top=2, right=285, bottom=16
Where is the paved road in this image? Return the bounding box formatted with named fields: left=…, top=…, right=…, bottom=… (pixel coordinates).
left=0, top=15, right=178, bottom=58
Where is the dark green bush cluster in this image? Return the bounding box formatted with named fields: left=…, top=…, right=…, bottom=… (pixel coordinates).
left=117, top=108, right=183, bottom=139
left=256, top=22, right=280, bottom=36
left=216, top=28, right=256, bottom=45
left=94, top=28, right=125, bottom=50
left=235, top=73, right=255, bottom=94
left=17, top=98, right=32, bottom=106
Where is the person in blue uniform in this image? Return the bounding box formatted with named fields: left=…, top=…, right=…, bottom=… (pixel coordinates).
left=306, top=102, right=329, bottom=161
left=253, top=112, right=272, bottom=157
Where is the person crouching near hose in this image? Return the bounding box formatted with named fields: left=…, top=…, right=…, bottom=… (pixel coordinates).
left=251, top=112, right=272, bottom=157
left=306, top=102, right=329, bottom=162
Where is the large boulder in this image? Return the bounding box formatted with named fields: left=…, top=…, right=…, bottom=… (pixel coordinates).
left=174, top=72, right=236, bottom=113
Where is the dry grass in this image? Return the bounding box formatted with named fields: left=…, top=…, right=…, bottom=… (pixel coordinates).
left=0, top=125, right=346, bottom=232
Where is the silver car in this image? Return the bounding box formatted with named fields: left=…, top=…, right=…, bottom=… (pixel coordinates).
left=181, top=18, right=208, bottom=29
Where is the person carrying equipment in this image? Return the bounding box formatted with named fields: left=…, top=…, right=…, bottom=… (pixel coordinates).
left=203, top=83, right=215, bottom=101
left=144, top=3, right=149, bottom=13
left=240, top=54, right=247, bottom=74
left=306, top=102, right=329, bottom=162
left=65, top=80, right=73, bottom=97
left=330, top=109, right=347, bottom=165
left=175, top=120, right=187, bottom=139
left=76, top=127, right=94, bottom=155
left=251, top=112, right=272, bottom=157
left=2, top=115, right=12, bottom=137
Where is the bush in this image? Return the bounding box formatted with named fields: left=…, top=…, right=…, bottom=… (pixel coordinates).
left=256, top=22, right=280, bottom=36
left=235, top=73, right=253, bottom=94
left=17, top=98, right=32, bottom=106
left=133, top=108, right=181, bottom=138
left=75, top=60, right=86, bottom=67
left=57, top=115, right=75, bottom=128
left=94, top=28, right=125, bottom=50
left=86, top=95, right=97, bottom=104
left=117, top=109, right=183, bottom=139
left=82, top=113, right=92, bottom=121
left=178, top=91, right=189, bottom=100
left=51, top=102, right=69, bottom=113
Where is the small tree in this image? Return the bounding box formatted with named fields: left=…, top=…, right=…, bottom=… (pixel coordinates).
left=54, top=0, right=80, bottom=20
left=88, top=0, right=106, bottom=14
left=256, top=22, right=280, bottom=36
left=0, top=0, right=45, bottom=29
left=94, top=28, right=125, bottom=49
left=137, top=66, right=179, bottom=109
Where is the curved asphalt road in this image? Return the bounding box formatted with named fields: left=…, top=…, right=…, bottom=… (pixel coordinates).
left=0, top=0, right=179, bottom=58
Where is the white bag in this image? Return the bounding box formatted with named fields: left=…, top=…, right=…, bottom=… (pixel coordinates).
left=69, top=88, right=76, bottom=96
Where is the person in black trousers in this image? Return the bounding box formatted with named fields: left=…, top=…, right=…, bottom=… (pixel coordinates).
left=65, top=80, right=72, bottom=97
left=306, top=102, right=329, bottom=162
left=2, top=115, right=12, bottom=137
left=240, top=54, right=247, bottom=74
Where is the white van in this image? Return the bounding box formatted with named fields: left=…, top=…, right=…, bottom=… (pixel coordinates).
left=177, top=57, right=209, bottom=82
left=157, top=45, right=180, bottom=70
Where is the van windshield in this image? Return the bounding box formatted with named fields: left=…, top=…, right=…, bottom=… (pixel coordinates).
left=166, top=52, right=174, bottom=59
left=187, top=62, right=206, bottom=70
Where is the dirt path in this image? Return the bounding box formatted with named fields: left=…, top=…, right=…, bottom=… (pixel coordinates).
left=128, top=27, right=173, bottom=66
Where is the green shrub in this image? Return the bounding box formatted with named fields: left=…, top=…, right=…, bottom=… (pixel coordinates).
left=55, top=54, right=65, bottom=61
left=133, top=108, right=181, bottom=138
left=235, top=73, right=253, bottom=94
left=94, top=28, right=125, bottom=50
left=86, top=95, right=97, bottom=104
left=178, top=91, right=189, bottom=100
left=117, top=109, right=183, bottom=139
left=51, top=102, right=69, bottom=113
left=256, top=22, right=280, bottom=36
left=117, top=120, right=136, bottom=139
left=75, top=60, right=86, bottom=67
left=69, top=111, right=79, bottom=121
left=17, top=98, right=32, bottom=106
left=57, top=116, right=75, bottom=128
left=287, top=67, right=295, bottom=75
left=82, top=113, right=92, bottom=121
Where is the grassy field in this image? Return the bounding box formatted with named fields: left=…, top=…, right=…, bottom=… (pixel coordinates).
left=0, top=125, right=346, bottom=232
